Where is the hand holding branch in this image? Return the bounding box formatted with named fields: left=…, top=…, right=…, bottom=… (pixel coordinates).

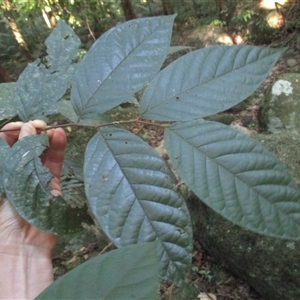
left=0, top=120, right=66, bottom=299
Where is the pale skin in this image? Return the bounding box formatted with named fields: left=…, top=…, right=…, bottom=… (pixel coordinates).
left=0, top=120, right=67, bottom=299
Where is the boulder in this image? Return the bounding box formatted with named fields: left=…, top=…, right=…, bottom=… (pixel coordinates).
left=254, top=132, right=300, bottom=186
left=187, top=196, right=300, bottom=300
left=287, top=59, right=297, bottom=68
left=188, top=73, right=300, bottom=299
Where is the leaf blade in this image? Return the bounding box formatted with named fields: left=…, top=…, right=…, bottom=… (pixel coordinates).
left=3, top=134, right=92, bottom=234
left=84, top=128, right=192, bottom=284
left=36, top=242, right=159, bottom=300
left=165, top=119, right=300, bottom=239
left=14, top=21, right=80, bottom=121
left=0, top=138, right=9, bottom=194
left=140, top=45, right=284, bottom=121
left=0, top=83, right=16, bottom=120
left=71, top=15, right=175, bottom=119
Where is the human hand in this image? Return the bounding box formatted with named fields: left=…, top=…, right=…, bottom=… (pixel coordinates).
left=0, top=120, right=67, bottom=299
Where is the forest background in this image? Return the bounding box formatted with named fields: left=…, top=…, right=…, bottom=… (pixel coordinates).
left=1, top=0, right=299, bottom=82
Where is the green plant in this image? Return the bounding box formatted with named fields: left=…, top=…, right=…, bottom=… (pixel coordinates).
left=210, top=19, right=226, bottom=26
left=232, top=9, right=255, bottom=22
left=0, top=15, right=298, bottom=299
left=192, top=266, right=213, bottom=282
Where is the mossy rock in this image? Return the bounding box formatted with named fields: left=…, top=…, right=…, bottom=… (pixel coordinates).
left=253, top=132, right=300, bottom=186
left=187, top=128, right=300, bottom=300
left=187, top=194, right=300, bottom=300
left=258, top=73, right=300, bottom=134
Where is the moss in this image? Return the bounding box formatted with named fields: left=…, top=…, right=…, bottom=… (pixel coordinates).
left=253, top=132, right=300, bottom=186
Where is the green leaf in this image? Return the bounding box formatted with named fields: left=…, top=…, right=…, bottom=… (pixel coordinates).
left=0, top=138, right=9, bottom=194
left=3, top=134, right=92, bottom=234
left=165, top=119, right=300, bottom=239
left=140, top=45, right=284, bottom=121
left=84, top=128, right=192, bottom=284
left=0, top=83, right=16, bottom=120
left=71, top=15, right=176, bottom=120
left=14, top=21, right=80, bottom=121
left=45, top=20, right=80, bottom=66
left=168, top=45, right=192, bottom=54
left=36, top=242, right=159, bottom=300
left=56, top=99, right=79, bottom=122
left=56, top=99, right=113, bottom=125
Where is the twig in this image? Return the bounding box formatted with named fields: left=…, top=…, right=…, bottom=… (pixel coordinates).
left=168, top=283, right=174, bottom=300
left=0, top=119, right=169, bottom=133
left=0, top=116, right=16, bottom=128
left=98, top=242, right=113, bottom=256
left=86, top=16, right=96, bottom=41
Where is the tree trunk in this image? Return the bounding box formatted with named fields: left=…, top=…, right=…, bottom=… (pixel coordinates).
left=3, top=0, right=33, bottom=62
left=120, top=0, right=136, bottom=20
left=161, top=0, right=174, bottom=15
left=0, top=63, right=12, bottom=83
left=146, top=0, right=153, bottom=15
left=215, top=0, right=224, bottom=16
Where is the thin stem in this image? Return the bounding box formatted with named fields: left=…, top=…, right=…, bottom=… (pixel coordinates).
left=0, top=118, right=170, bottom=133
left=0, top=116, right=16, bottom=128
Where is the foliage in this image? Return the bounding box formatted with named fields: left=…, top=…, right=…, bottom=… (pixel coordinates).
left=281, top=1, right=300, bottom=32
left=0, top=15, right=297, bottom=298
left=36, top=242, right=160, bottom=300
left=0, top=0, right=123, bottom=64
left=232, top=9, right=255, bottom=22
left=213, top=0, right=278, bottom=43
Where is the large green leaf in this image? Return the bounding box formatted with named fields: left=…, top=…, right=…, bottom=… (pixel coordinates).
left=0, top=138, right=9, bottom=194
left=165, top=119, right=300, bottom=239
left=140, top=45, right=284, bottom=121
left=3, top=134, right=92, bottom=234
left=45, top=20, right=80, bottom=66
left=71, top=15, right=175, bottom=120
left=168, top=45, right=192, bottom=54
left=14, top=21, right=80, bottom=121
left=56, top=99, right=79, bottom=122
left=56, top=99, right=113, bottom=126
left=36, top=242, right=159, bottom=300
left=0, top=83, right=16, bottom=120
left=84, top=127, right=192, bottom=284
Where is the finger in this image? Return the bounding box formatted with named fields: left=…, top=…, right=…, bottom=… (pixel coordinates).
left=50, top=177, right=61, bottom=196
left=29, top=120, right=47, bottom=133
left=41, top=128, right=67, bottom=180
left=19, top=123, right=37, bottom=139
left=0, top=122, right=23, bottom=146
left=19, top=120, right=47, bottom=140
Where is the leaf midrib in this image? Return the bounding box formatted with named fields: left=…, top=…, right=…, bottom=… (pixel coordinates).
left=99, top=131, right=189, bottom=275
left=77, top=19, right=170, bottom=116
left=143, top=47, right=279, bottom=114
left=167, top=127, right=300, bottom=233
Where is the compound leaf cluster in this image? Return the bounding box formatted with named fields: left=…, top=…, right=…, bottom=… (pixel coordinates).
left=0, top=14, right=298, bottom=296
